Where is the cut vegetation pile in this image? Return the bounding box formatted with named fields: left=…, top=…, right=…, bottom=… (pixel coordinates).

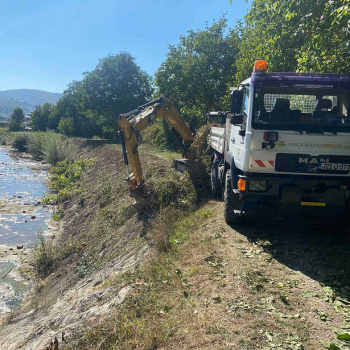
left=0, top=130, right=349, bottom=350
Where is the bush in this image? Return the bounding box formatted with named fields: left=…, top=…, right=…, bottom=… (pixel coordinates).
left=31, top=233, right=57, bottom=278
left=12, top=133, right=29, bottom=152
left=27, top=133, right=45, bottom=160
left=42, top=133, right=78, bottom=165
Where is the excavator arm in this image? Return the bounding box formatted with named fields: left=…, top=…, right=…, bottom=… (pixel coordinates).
left=118, top=96, right=194, bottom=208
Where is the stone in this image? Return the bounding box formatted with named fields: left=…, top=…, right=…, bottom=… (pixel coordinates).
left=17, top=245, right=24, bottom=250
left=31, top=215, right=36, bottom=220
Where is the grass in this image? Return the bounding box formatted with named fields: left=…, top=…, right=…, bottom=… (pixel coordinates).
left=6, top=131, right=78, bottom=165
left=67, top=207, right=214, bottom=350
left=30, top=232, right=57, bottom=279
left=140, top=144, right=182, bottom=159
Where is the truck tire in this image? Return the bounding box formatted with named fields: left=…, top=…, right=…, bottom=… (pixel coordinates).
left=224, top=169, right=242, bottom=224
left=211, top=161, right=222, bottom=199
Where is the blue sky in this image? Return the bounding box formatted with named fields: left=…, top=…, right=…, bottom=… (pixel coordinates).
left=0, top=0, right=249, bottom=93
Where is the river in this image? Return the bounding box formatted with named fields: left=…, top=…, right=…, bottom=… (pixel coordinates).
left=0, top=146, right=53, bottom=313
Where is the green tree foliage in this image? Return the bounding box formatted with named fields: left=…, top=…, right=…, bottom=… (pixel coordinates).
left=297, top=0, right=350, bottom=73
left=58, top=118, right=75, bottom=136
left=83, top=52, right=153, bottom=131
left=155, top=17, right=240, bottom=130
left=52, top=52, right=153, bottom=138
left=9, top=107, right=25, bottom=131
left=234, top=0, right=350, bottom=84
left=53, top=80, right=101, bottom=138
left=30, top=102, right=55, bottom=131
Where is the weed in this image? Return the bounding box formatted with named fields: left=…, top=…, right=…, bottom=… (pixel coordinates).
left=52, top=208, right=64, bottom=221
left=77, top=253, right=95, bottom=277
left=43, top=158, right=96, bottom=204
left=27, top=133, right=45, bottom=159
left=31, top=232, right=57, bottom=278
left=42, top=132, right=78, bottom=165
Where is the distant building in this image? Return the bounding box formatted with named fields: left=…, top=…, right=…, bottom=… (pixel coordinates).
left=0, top=116, right=10, bottom=123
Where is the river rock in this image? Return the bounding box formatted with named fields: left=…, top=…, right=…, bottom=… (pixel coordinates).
left=17, top=245, right=23, bottom=250
left=31, top=215, right=36, bottom=220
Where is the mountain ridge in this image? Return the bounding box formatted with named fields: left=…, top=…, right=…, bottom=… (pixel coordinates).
left=0, top=89, right=63, bottom=116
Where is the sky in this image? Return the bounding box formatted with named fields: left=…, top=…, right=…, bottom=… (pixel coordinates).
left=0, top=0, right=250, bottom=93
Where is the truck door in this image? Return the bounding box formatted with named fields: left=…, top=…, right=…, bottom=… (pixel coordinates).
left=229, top=86, right=251, bottom=171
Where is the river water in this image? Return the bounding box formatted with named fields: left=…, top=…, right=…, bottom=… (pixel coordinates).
left=0, top=146, right=52, bottom=313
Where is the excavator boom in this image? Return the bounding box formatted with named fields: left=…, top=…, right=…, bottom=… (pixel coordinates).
left=118, top=96, right=194, bottom=209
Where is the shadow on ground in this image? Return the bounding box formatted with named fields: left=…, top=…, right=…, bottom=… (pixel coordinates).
left=230, top=215, right=350, bottom=304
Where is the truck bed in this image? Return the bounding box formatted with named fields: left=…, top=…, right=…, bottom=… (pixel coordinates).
left=209, top=126, right=225, bottom=154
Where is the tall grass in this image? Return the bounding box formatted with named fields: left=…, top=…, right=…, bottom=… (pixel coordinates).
left=11, top=131, right=78, bottom=165
left=42, top=132, right=78, bottom=165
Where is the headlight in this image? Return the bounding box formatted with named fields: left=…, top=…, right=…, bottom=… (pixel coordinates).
left=249, top=180, right=267, bottom=192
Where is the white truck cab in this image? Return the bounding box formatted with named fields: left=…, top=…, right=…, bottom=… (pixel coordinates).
left=208, top=60, right=350, bottom=223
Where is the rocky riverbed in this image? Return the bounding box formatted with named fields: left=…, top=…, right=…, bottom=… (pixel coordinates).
left=0, top=146, right=56, bottom=313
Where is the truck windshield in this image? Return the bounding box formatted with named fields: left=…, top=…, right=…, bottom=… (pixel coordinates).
left=252, top=87, right=350, bottom=133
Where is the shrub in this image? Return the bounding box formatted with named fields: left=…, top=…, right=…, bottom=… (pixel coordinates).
left=31, top=233, right=57, bottom=278
left=27, top=133, right=45, bottom=160
left=42, top=158, right=96, bottom=203
left=12, top=133, right=29, bottom=152
left=42, top=133, right=78, bottom=165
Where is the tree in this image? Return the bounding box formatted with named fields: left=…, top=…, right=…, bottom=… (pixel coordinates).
left=82, top=52, right=153, bottom=132
left=51, top=52, right=153, bottom=138
left=155, top=17, right=240, bottom=130
left=9, top=107, right=25, bottom=131
left=58, top=118, right=75, bottom=136
left=233, top=0, right=350, bottom=85
left=31, top=102, right=54, bottom=131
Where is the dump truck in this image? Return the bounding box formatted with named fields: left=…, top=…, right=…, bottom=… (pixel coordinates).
left=208, top=60, right=350, bottom=223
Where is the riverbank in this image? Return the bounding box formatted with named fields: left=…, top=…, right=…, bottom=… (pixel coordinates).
left=0, top=145, right=58, bottom=315
left=0, top=137, right=349, bottom=350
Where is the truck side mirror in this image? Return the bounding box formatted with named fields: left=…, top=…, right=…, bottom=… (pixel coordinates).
left=230, top=114, right=243, bottom=125
left=231, top=90, right=244, bottom=114
left=238, top=129, right=246, bottom=137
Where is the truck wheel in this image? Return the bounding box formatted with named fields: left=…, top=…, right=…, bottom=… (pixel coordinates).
left=224, top=169, right=242, bottom=224
left=211, top=161, right=222, bottom=199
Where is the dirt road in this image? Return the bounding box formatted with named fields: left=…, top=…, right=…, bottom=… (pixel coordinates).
left=164, top=201, right=350, bottom=349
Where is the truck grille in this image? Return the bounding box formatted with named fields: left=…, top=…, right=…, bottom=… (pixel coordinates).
left=275, top=153, right=350, bottom=174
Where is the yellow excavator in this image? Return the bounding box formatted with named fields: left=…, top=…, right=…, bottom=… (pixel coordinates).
left=118, top=96, right=194, bottom=209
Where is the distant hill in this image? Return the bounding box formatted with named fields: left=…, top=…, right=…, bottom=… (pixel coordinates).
left=0, top=89, right=63, bottom=116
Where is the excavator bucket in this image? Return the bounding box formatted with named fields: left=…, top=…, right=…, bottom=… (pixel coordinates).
left=172, top=159, right=195, bottom=173
left=131, top=194, right=153, bottom=211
